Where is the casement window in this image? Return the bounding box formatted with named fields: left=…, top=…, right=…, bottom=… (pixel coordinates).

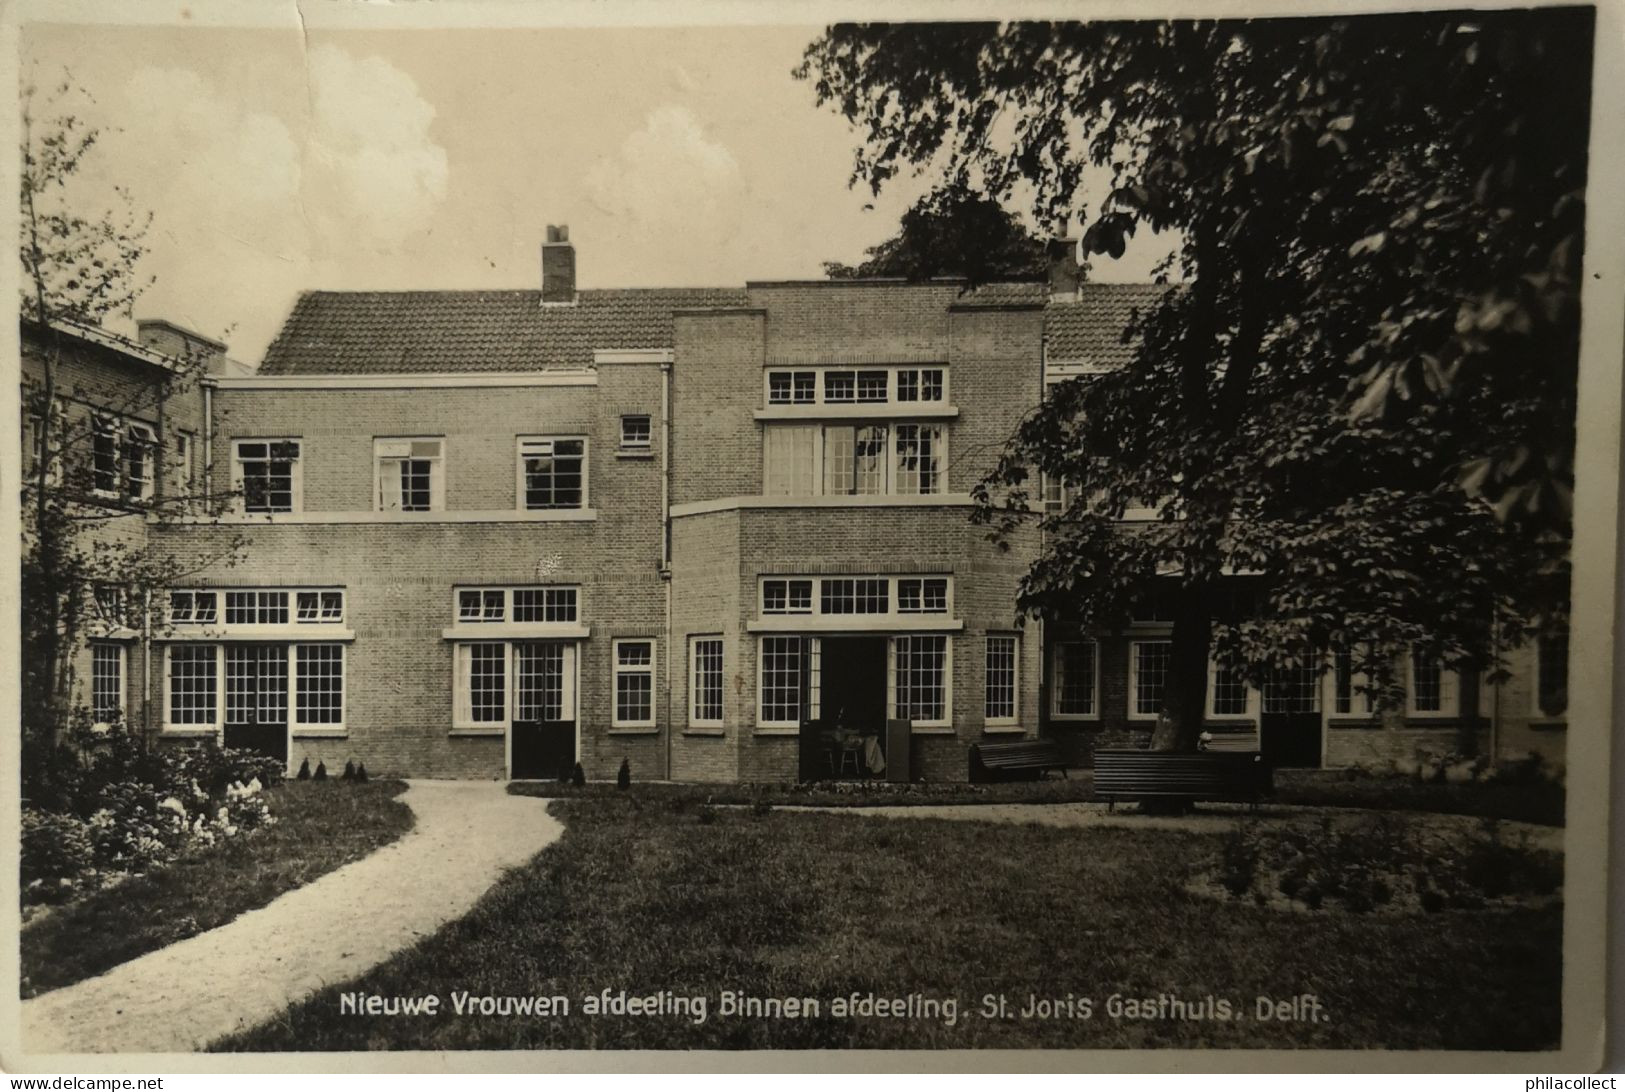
left=91, top=414, right=119, bottom=494
left=25, top=411, right=61, bottom=486
left=226, top=590, right=289, bottom=626
left=897, top=577, right=948, bottom=614
left=1051, top=640, right=1098, bottom=718
left=166, top=645, right=219, bottom=727
left=984, top=635, right=1019, bottom=724
left=763, top=366, right=949, bottom=408
left=295, top=590, right=344, bottom=623
left=225, top=645, right=286, bottom=728
left=168, top=590, right=219, bottom=625
left=513, top=587, right=578, bottom=623
left=455, top=586, right=577, bottom=624
left=455, top=642, right=508, bottom=727
left=690, top=636, right=724, bottom=727
left=1040, top=473, right=1071, bottom=515
left=234, top=440, right=302, bottom=514
left=1332, top=647, right=1373, bottom=715
left=620, top=415, right=652, bottom=450
left=517, top=437, right=586, bottom=510
left=91, top=643, right=124, bottom=726
left=1208, top=663, right=1251, bottom=718
left=124, top=423, right=156, bottom=501
left=758, top=575, right=952, bottom=620
left=891, top=634, right=950, bottom=725
left=758, top=635, right=803, bottom=726
left=92, top=584, right=126, bottom=627
left=894, top=424, right=943, bottom=495
left=375, top=438, right=444, bottom=512
left=175, top=431, right=195, bottom=496
left=294, top=644, right=345, bottom=726
left=1535, top=632, right=1569, bottom=718
left=612, top=639, right=655, bottom=728
left=1406, top=650, right=1458, bottom=718
left=820, top=577, right=889, bottom=615
left=762, top=578, right=813, bottom=615
left=1129, top=639, right=1172, bottom=719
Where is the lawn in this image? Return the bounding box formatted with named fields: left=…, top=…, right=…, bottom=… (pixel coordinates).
left=215, top=793, right=1561, bottom=1051
left=21, top=780, right=414, bottom=998
left=510, top=769, right=1565, bottom=826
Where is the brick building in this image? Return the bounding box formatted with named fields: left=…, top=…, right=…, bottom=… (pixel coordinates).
left=23, top=229, right=1570, bottom=781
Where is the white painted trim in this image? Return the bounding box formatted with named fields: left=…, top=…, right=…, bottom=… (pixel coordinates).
left=983, top=633, right=1020, bottom=727
left=373, top=436, right=445, bottom=514
left=594, top=349, right=673, bottom=365
left=442, top=623, right=591, bottom=641
left=754, top=405, right=959, bottom=422
left=688, top=634, right=725, bottom=729
left=748, top=617, right=964, bottom=633
left=516, top=434, right=590, bottom=513
left=214, top=371, right=598, bottom=390
left=671, top=493, right=975, bottom=518
left=153, top=626, right=355, bottom=642
left=159, top=509, right=599, bottom=525
left=611, top=637, right=657, bottom=729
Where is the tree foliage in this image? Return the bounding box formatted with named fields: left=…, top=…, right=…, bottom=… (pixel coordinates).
left=823, top=181, right=1047, bottom=281
left=798, top=13, right=1589, bottom=748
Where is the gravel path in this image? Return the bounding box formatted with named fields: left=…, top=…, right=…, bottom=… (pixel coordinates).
left=20, top=780, right=560, bottom=1055
left=779, top=801, right=1564, bottom=852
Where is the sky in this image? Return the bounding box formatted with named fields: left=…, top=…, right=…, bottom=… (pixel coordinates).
left=21, top=21, right=1173, bottom=368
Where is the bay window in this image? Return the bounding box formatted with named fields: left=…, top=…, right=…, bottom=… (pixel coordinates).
left=762, top=422, right=947, bottom=497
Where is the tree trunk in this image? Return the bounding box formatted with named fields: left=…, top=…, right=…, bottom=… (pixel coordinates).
left=1149, top=586, right=1211, bottom=753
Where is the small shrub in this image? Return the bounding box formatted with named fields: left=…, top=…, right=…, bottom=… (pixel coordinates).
left=571, top=762, right=586, bottom=787
left=355, top=762, right=369, bottom=783
left=21, top=810, right=94, bottom=900
left=1218, top=822, right=1260, bottom=897
left=297, top=758, right=311, bottom=781
left=314, top=761, right=328, bottom=781
left=617, top=759, right=631, bottom=789
left=342, top=761, right=357, bottom=781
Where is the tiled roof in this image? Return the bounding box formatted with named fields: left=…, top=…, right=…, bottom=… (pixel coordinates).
left=258, top=288, right=749, bottom=375
left=1044, top=283, right=1172, bottom=366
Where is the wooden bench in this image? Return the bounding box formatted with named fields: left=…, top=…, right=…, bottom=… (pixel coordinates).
left=1093, top=748, right=1272, bottom=809
left=969, top=739, right=1070, bottom=783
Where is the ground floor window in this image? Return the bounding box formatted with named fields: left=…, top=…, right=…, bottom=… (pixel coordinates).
left=892, top=634, right=949, bottom=725
left=91, top=643, right=124, bottom=726
left=295, top=644, right=345, bottom=725
left=1536, top=633, right=1568, bottom=717
left=167, top=645, right=218, bottom=727
left=758, top=636, right=802, bottom=726
left=1129, top=640, right=1171, bottom=719
left=1051, top=640, right=1098, bottom=718
left=690, top=637, right=724, bottom=727
left=1406, top=650, right=1457, bottom=718
left=226, top=644, right=287, bottom=726
left=1332, top=647, right=1373, bottom=715
left=1208, top=663, right=1250, bottom=717
left=984, top=635, right=1018, bottom=724
left=456, top=641, right=508, bottom=727
left=613, top=639, right=655, bottom=727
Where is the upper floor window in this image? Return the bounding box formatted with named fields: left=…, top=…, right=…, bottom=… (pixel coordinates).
left=758, top=575, right=952, bottom=619
left=375, top=438, right=444, bottom=512
left=92, top=584, right=127, bottom=627
left=763, top=422, right=946, bottom=497
left=234, top=439, right=302, bottom=514
left=90, top=415, right=156, bottom=501
left=518, top=437, right=586, bottom=510
left=620, top=415, right=652, bottom=450
left=763, top=365, right=948, bottom=408
left=174, top=431, right=195, bottom=496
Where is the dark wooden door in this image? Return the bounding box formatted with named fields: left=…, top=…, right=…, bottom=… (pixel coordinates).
left=1260, top=666, right=1323, bottom=768
left=511, top=642, right=576, bottom=779
left=223, top=643, right=289, bottom=763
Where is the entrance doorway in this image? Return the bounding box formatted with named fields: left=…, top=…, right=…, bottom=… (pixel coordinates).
left=1259, top=665, right=1324, bottom=768
left=223, top=643, right=289, bottom=763
left=799, top=636, right=887, bottom=780
left=510, top=641, right=577, bottom=779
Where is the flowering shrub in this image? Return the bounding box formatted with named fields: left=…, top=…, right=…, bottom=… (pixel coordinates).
left=21, top=810, right=95, bottom=902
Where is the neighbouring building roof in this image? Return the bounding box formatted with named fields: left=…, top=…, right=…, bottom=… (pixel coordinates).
left=1044, top=283, right=1172, bottom=367
left=258, top=288, right=750, bottom=375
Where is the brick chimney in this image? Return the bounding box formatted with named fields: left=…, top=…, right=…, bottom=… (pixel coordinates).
left=1046, top=237, right=1083, bottom=298
left=136, top=318, right=233, bottom=374
left=542, top=224, right=576, bottom=304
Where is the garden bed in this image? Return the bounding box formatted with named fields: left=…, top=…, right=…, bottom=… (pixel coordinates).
left=21, top=780, right=413, bottom=998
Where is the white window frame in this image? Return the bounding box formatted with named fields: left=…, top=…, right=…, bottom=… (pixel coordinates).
left=91, top=642, right=126, bottom=728
left=1405, top=651, right=1459, bottom=719
left=453, top=640, right=511, bottom=730
left=888, top=634, right=953, bottom=728
left=761, top=421, right=949, bottom=498
left=1128, top=639, right=1173, bottom=721
left=1206, top=660, right=1259, bottom=720
left=293, top=643, right=346, bottom=730
left=689, top=635, right=724, bottom=729
left=619, top=414, right=653, bottom=450
left=164, top=644, right=223, bottom=731
left=1330, top=647, right=1374, bottom=716
left=231, top=438, right=304, bottom=514
left=295, top=590, right=346, bottom=624
left=124, top=422, right=157, bottom=502
left=167, top=590, right=220, bottom=626
left=611, top=638, right=656, bottom=729
left=984, top=633, right=1020, bottom=728
left=756, top=635, right=804, bottom=728
left=757, top=575, right=954, bottom=620
left=516, top=435, right=589, bottom=511
left=374, top=436, right=445, bottom=513
left=452, top=586, right=579, bottom=624
left=1049, top=639, right=1100, bottom=721
left=762, top=365, right=950, bottom=408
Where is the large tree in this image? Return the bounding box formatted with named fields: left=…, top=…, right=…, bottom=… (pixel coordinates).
left=798, top=12, right=1588, bottom=750
left=823, top=181, right=1047, bottom=281
left=20, top=77, right=241, bottom=755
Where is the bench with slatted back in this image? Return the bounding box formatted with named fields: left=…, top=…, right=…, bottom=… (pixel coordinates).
left=1093, top=747, right=1271, bottom=810
left=969, top=739, right=1069, bottom=783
